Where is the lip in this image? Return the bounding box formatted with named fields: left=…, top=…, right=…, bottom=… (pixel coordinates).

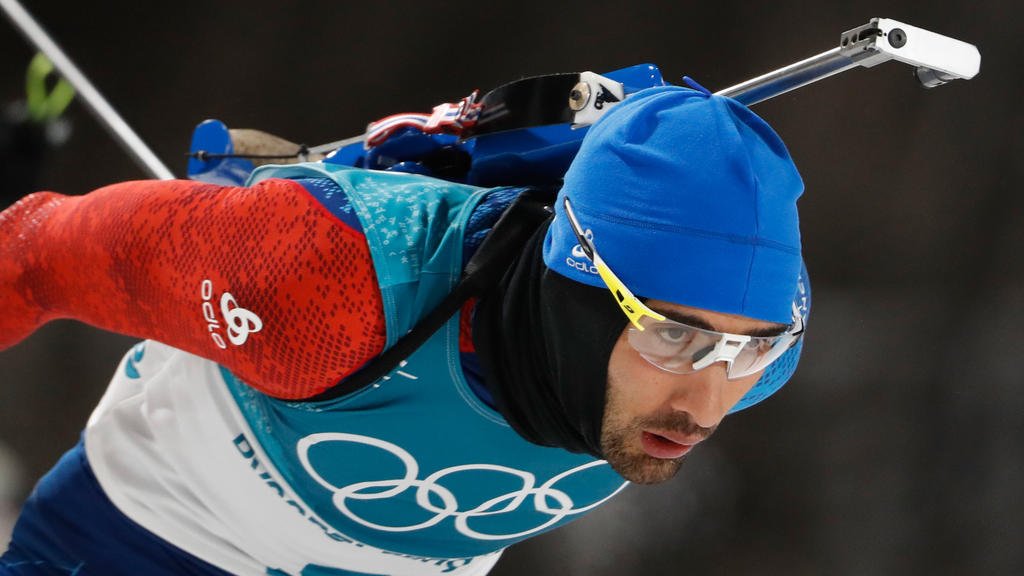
left=647, top=428, right=705, bottom=446
left=640, top=430, right=695, bottom=460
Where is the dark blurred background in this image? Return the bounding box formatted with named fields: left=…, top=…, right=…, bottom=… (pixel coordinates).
left=0, top=1, right=1019, bottom=574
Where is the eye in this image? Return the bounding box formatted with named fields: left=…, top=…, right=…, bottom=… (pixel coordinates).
left=656, top=326, right=693, bottom=345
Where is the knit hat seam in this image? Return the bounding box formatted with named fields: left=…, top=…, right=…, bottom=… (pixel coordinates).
left=741, top=181, right=760, bottom=313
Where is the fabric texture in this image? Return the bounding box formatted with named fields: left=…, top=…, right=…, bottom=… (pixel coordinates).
left=543, top=85, right=804, bottom=324
left=0, top=171, right=510, bottom=405
left=1, top=440, right=233, bottom=576
left=0, top=178, right=386, bottom=399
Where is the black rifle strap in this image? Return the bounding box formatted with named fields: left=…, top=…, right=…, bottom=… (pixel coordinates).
left=305, top=188, right=554, bottom=402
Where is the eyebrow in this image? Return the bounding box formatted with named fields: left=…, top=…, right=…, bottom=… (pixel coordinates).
left=648, top=306, right=790, bottom=338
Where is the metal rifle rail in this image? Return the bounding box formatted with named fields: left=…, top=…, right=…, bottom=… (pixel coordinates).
left=716, top=47, right=855, bottom=105
left=717, top=18, right=980, bottom=106
left=0, top=0, right=175, bottom=180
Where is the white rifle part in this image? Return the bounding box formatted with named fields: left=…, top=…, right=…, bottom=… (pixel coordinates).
left=716, top=17, right=981, bottom=105
left=0, top=0, right=175, bottom=180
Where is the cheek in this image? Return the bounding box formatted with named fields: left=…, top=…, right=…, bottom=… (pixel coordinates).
left=606, top=333, right=632, bottom=388
left=607, top=330, right=651, bottom=390
left=607, top=332, right=671, bottom=406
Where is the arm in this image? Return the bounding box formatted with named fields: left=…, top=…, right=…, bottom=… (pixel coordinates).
left=0, top=178, right=385, bottom=399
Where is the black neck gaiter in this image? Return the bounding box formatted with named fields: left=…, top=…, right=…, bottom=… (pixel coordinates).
left=473, top=221, right=628, bottom=459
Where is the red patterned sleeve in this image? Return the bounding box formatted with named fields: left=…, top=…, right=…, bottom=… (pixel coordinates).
left=0, top=178, right=386, bottom=399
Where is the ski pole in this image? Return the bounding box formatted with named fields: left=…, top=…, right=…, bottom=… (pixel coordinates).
left=0, top=0, right=175, bottom=180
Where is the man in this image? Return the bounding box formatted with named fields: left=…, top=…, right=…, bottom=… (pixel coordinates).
left=0, top=85, right=808, bottom=575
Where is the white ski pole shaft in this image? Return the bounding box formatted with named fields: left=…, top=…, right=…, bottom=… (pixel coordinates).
left=0, top=0, right=175, bottom=180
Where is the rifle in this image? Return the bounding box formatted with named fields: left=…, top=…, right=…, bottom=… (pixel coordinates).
left=0, top=0, right=981, bottom=186
left=183, top=18, right=980, bottom=188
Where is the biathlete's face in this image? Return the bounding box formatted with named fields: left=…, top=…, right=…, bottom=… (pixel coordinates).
left=601, top=299, right=787, bottom=485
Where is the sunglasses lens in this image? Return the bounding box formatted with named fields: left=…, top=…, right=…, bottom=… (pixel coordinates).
left=727, top=337, right=792, bottom=378
left=628, top=317, right=792, bottom=378
left=628, top=320, right=705, bottom=374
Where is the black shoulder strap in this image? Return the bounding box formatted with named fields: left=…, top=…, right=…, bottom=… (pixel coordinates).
left=304, top=188, right=554, bottom=402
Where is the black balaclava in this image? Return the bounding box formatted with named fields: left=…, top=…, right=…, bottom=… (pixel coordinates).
left=474, top=220, right=628, bottom=458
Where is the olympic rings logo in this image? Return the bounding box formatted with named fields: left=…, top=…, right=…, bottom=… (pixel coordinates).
left=297, top=433, right=626, bottom=541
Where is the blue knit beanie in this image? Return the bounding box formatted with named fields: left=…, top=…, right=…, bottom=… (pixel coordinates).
left=543, top=85, right=804, bottom=324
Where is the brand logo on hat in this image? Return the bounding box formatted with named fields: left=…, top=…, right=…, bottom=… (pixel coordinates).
left=570, top=243, right=588, bottom=260
left=566, top=229, right=599, bottom=275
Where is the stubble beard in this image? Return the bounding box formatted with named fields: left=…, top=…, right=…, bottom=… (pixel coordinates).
left=600, top=421, right=687, bottom=485
left=599, top=377, right=716, bottom=485
left=599, top=389, right=685, bottom=485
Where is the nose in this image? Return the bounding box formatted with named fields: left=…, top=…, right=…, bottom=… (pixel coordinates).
left=667, top=363, right=731, bottom=429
